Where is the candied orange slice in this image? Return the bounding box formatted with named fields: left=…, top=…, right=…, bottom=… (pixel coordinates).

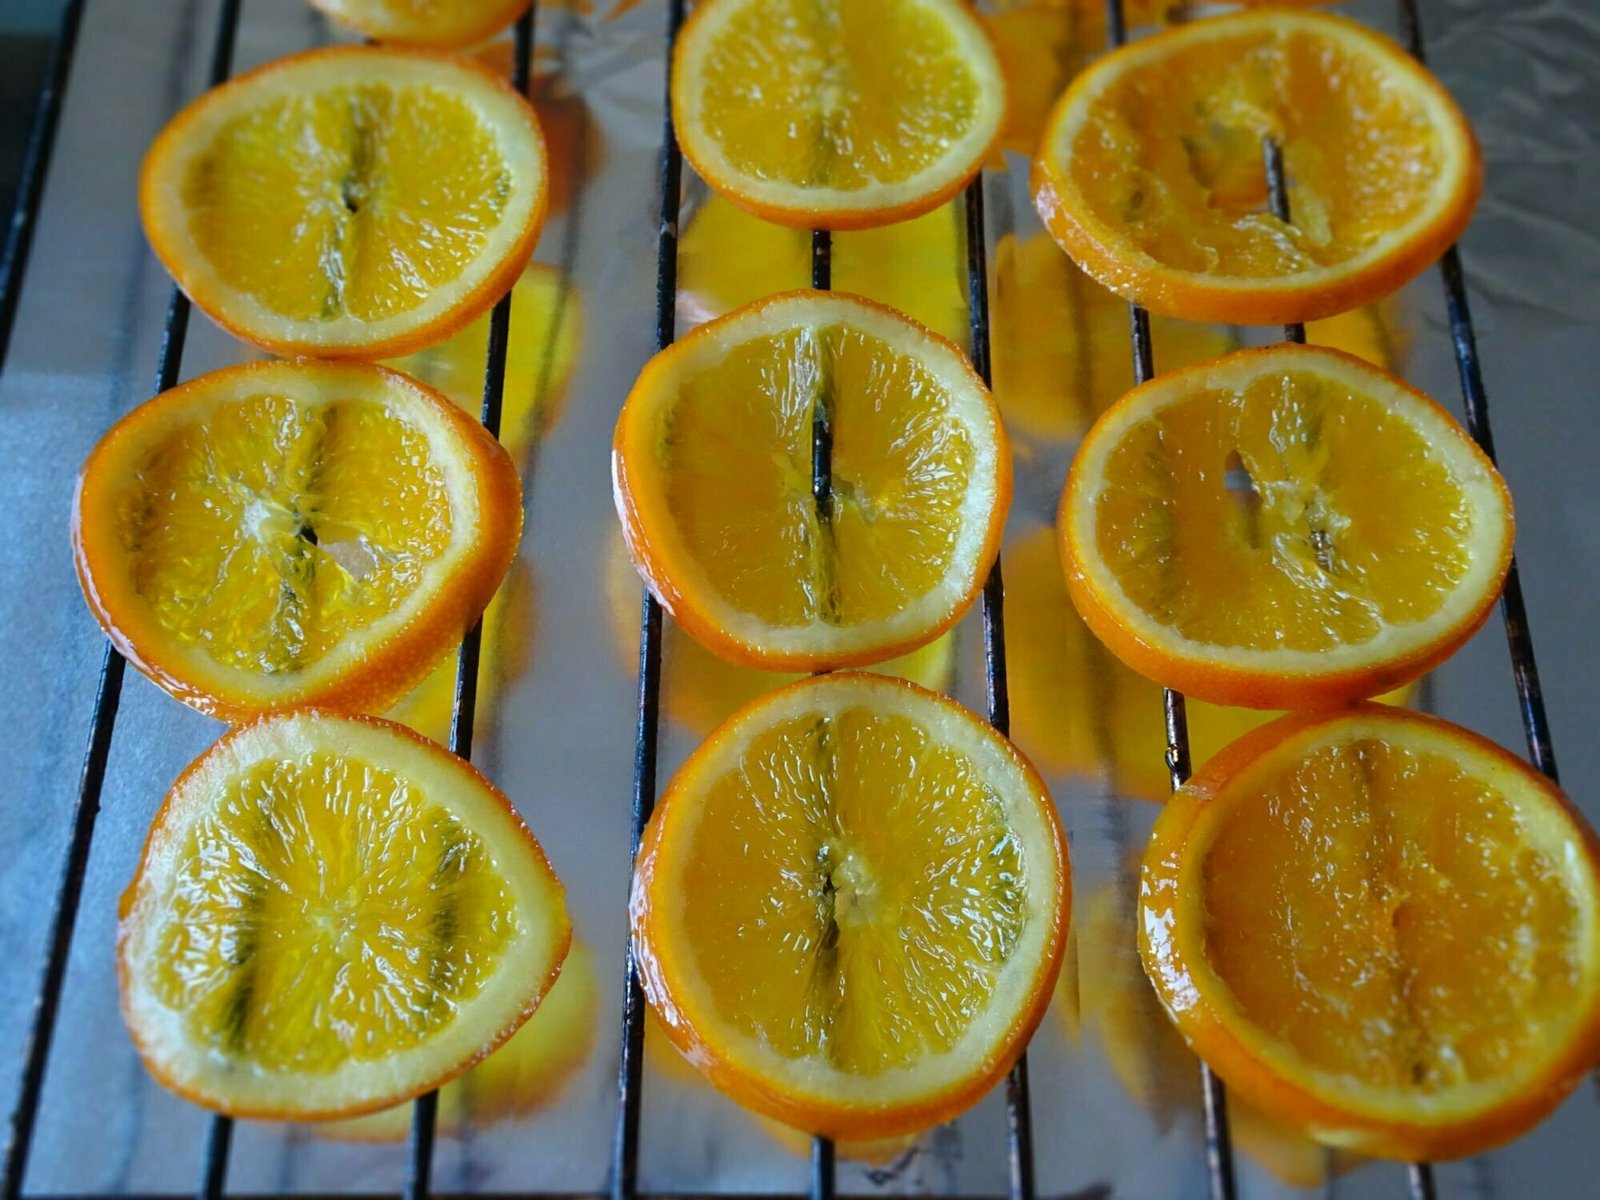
left=633, top=673, right=1069, bottom=1138
left=72, top=360, right=522, bottom=721
left=1059, top=345, right=1511, bottom=709
left=1140, top=706, right=1600, bottom=1159
left=671, top=0, right=1007, bottom=229
left=119, top=709, right=569, bottom=1119
left=141, top=46, right=547, bottom=357
left=1033, top=9, right=1481, bottom=324
left=614, top=291, right=1009, bottom=672
left=310, top=0, right=532, bottom=49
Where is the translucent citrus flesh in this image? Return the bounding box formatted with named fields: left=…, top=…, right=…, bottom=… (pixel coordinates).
left=662, top=324, right=974, bottom=629
left=693, top=0, right=984, bottom=191
left=1064, top=23, right=1447, bottom=277
left=680, top=707, right=1026, bottom=1073
left=116, top=391, right=451, bottom=675
left=1094, top=370, right=1472, bottom=651
left=150, top=750, right=519, bottom=1074
left=1202, top=737, right=1587, bottom=1093
left=182, top=83, right=514, bottom=323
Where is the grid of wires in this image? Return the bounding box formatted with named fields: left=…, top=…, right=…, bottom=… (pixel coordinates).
left=0, top=1, right=1565, bottom=1199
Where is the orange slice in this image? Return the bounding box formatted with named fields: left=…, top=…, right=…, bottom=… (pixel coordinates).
left=671, top=0, right=1007, bottom=230
left=141, top=46, right=548, bottom=358
left=614, top=291, right=1009, bottom=672
left=1140, top=706, right=1600, bottom=1160
left=119, top=709, right=569, bottom=1119
left=310, top=0, right=533, bottom=49
left=1032, top=9, right=1482, bottom=324
left=1059, top=345, right=1512, bottom=709
left=72, top=360, right=522, bottom=721
left=633, top=673, right=1069, bottom=1139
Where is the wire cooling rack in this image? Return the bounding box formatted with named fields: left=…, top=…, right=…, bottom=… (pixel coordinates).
left=0, top=1, right=1574, bottom=1198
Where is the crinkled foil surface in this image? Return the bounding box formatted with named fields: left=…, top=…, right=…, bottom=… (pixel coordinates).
left=2, top=0, right=1597, bottom=1195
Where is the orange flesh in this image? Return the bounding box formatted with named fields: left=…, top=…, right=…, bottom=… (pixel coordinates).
left=116, top=392, right=451, bottom=674
left=150, top=750, right=518, bottom=1073
left=661, top=324, right=974, bottom=629
left=679, top=708, right=1026, bottom=1073
left=694, top=0, right=984, bottom=190
left=182, top=84, right=513, bottom=322
left=1066, top=24, right=1446, bottom=276
left=1202, top=737, right=1587, bottom=1091
left=1094, top=370, right=1472, bottom=651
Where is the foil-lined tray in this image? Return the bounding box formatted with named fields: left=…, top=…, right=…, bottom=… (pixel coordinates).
left=1, top=0, right=1597, bottom=1195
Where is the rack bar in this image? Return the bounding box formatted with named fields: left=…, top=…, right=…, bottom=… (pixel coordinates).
left=0, top=3, right=243, bottom=1196
left=962, top=174, right=1035, bottom=1200
left=611, top=4, right=686, bottom=1197
left=1396, top=0, right=1557, bottom=783
left=0, top=0, right=86, bottom=373
left=805, top=224, right=837, bottom=1200
left=1102, top=5, right=1236, bottom=1199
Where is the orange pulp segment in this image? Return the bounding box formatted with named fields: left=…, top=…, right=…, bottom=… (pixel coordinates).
left=1141, top=706, right=1600, bottom=1160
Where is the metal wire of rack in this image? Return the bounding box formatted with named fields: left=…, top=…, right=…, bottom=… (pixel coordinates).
left=0, top=0, right=1570, bottom=1199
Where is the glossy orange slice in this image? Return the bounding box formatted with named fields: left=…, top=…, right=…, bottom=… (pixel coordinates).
left=672, top=0, right=1007, bottom=230
left=614, top=291, right=1009, bottom=672
left=1032, top=9, right=1481, bottom=324
left=141, top=46, right=547, bottom=358
left=632, top=673, right=1069, bottom=1139
left=119, top=709, right=569, bottom=1119
left=1059, top=345, right=1512, bottom=709
left=1141, top=706, right=1600, bottom=1159
left=72, top=360, right=522, bottom=721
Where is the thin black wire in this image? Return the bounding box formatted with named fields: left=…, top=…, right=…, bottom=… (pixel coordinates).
left=403, top=12, right=536, bottom=1200
left=810, top=229, right=833, bottom=522
left=1103, top=5, right=1236, bottom=1200
left=962, top=174, right=1034, bottom=1200
left=611, top=4, right=686, bottom=1198
left=0, top=3, right=242, bottom=1197
left=1261, top=138, right=1306, bottom=346
left=805, top=226, right=837, bottom=1200
left=1396, top=0, right=1557, bottom=784
left=0, top=0, right=86, bottom=374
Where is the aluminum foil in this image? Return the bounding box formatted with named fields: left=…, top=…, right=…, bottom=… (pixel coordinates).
left=2, top=0, right=1597, bottom=1196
